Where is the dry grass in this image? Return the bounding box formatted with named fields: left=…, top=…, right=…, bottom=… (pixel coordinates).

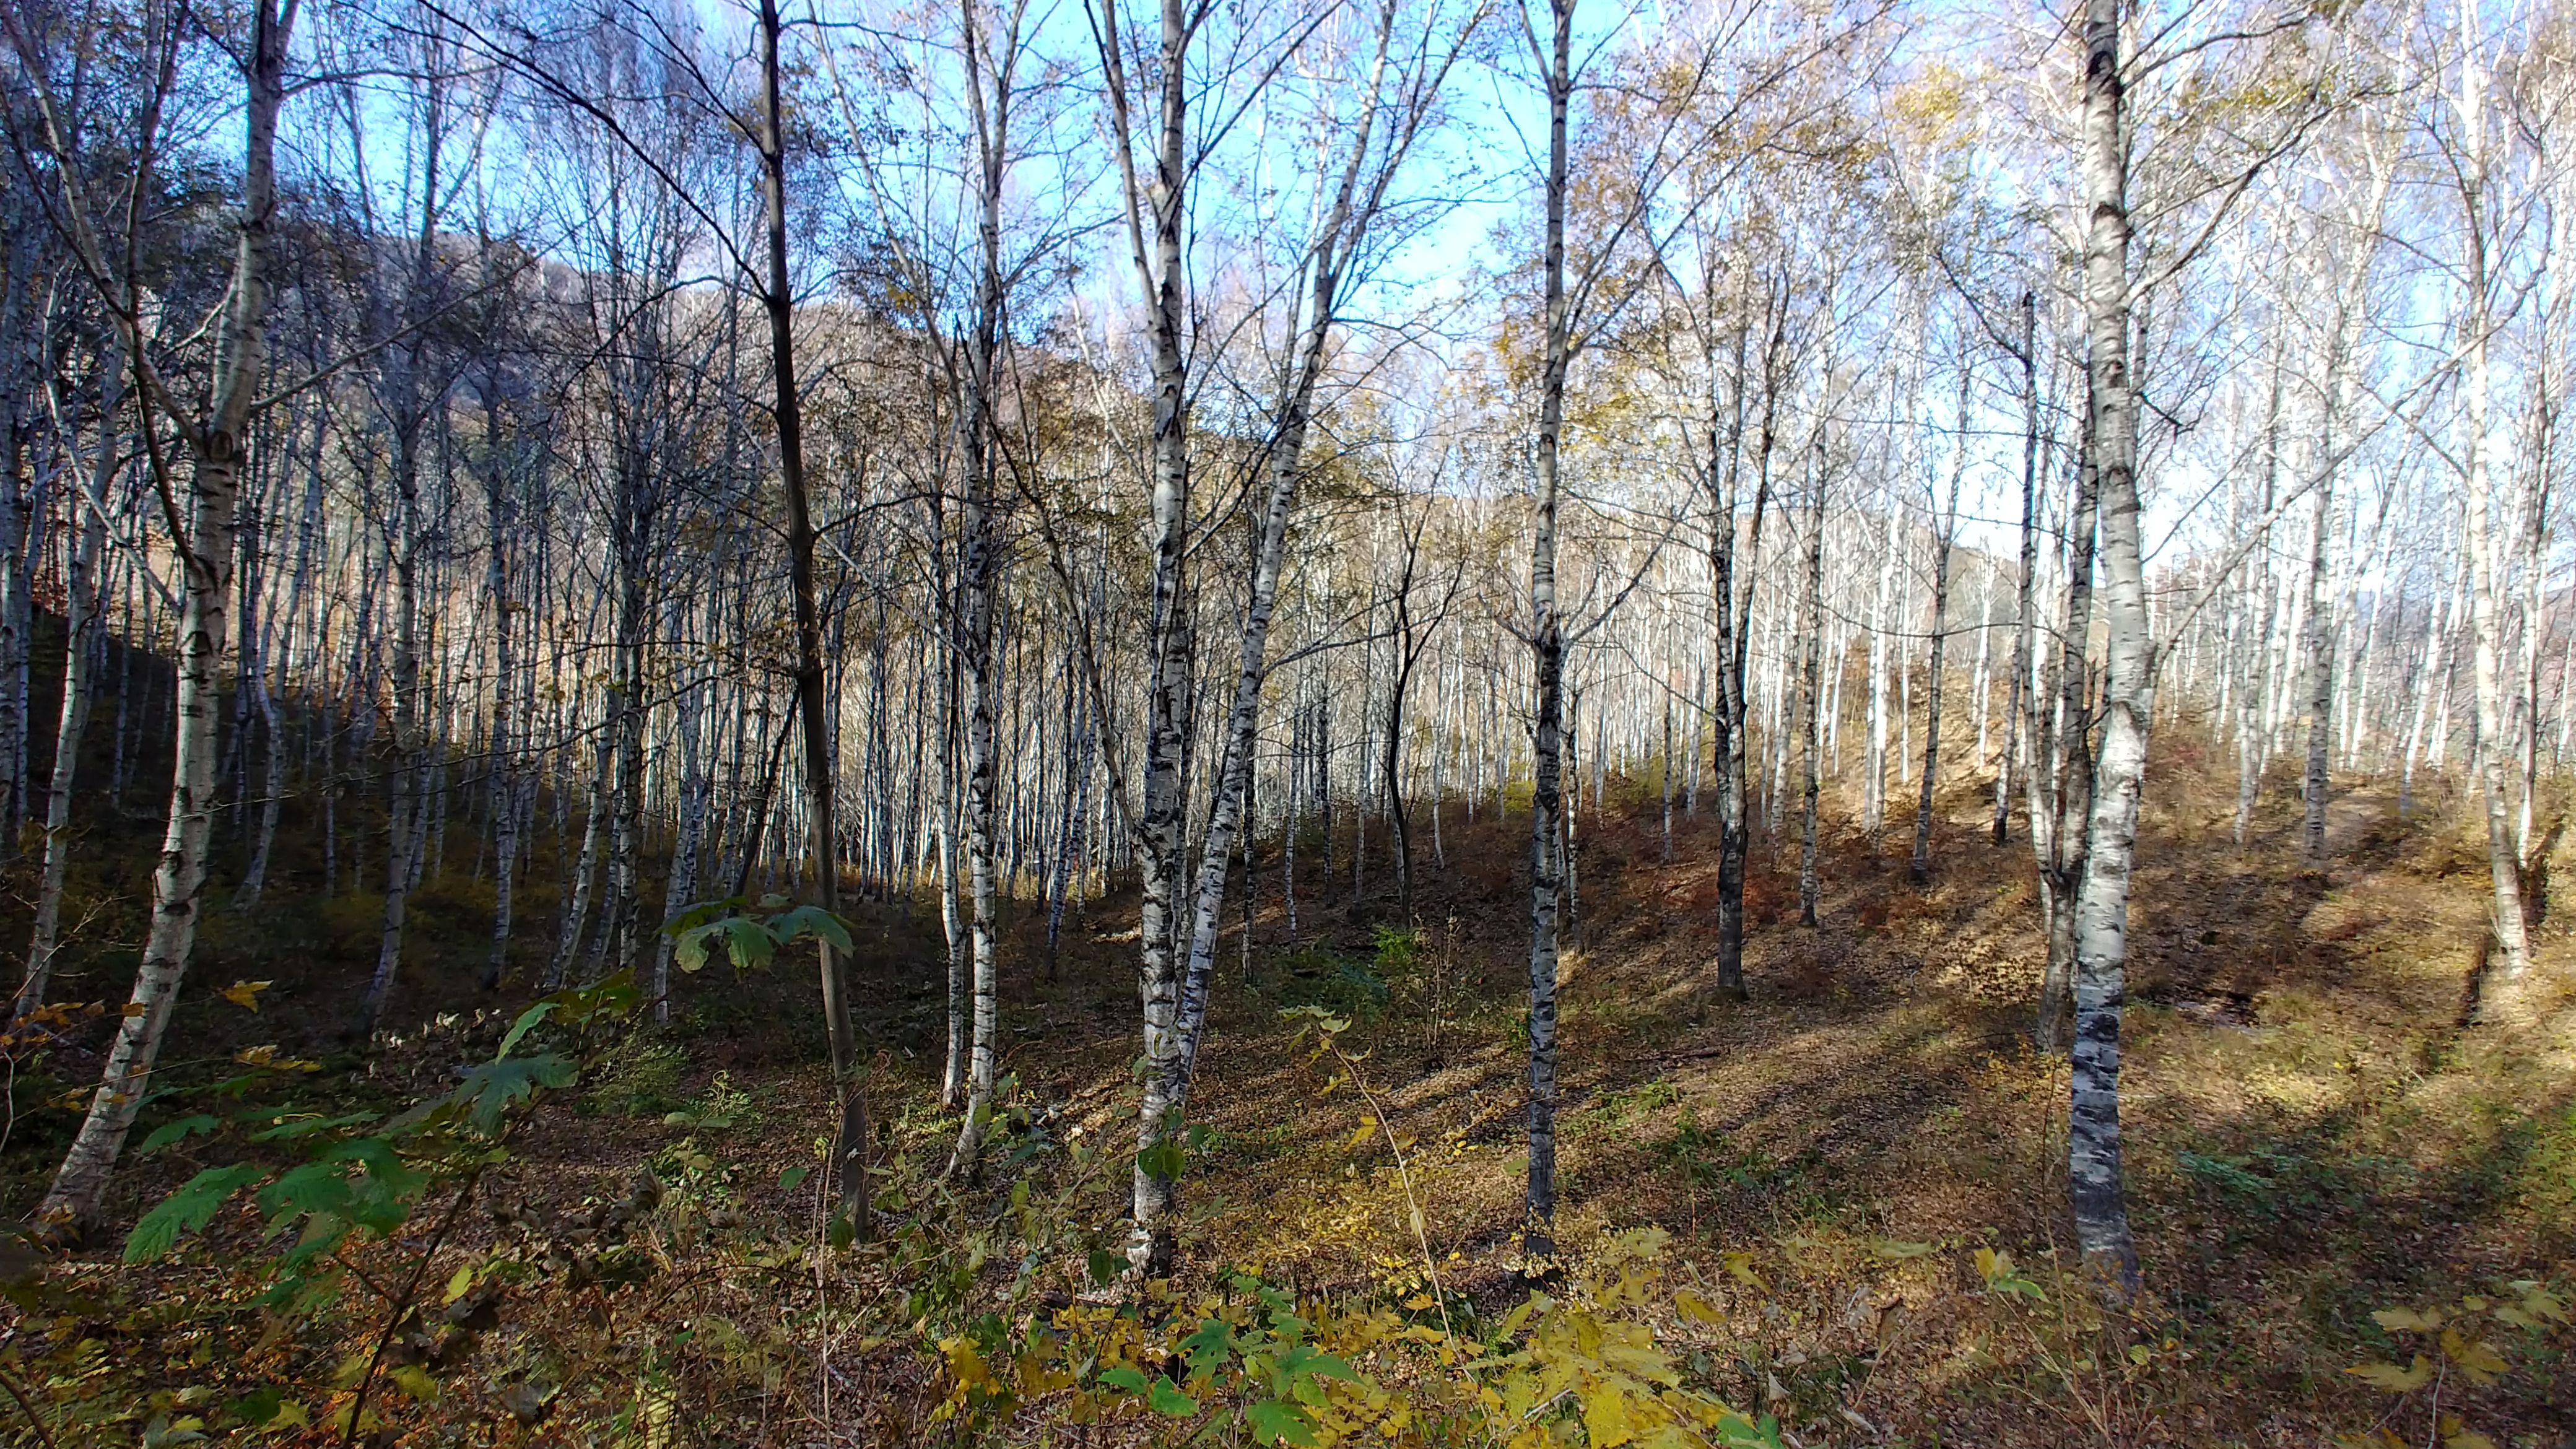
left=11, top=726, right=2576, bottom=1446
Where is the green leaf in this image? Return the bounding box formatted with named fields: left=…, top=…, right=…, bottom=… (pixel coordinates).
left=222, top=1388, right=284, bottom=1428
left=1246, top=1399, right=1320, bottom=1447
left=1088, top=1248, right=1123, bottom=1288
left=1180, top=1317, right=1235, bottom=1382
left=1136, top=1136, right=1186, bottom=1182
left=767, top=905, right=856, bottom=955
left=778, top=1165, right=811, bottom=1191
left=126, top=1163, right=264, bottom=1262
left=251, top=1112, right=381, bottom=1141
left=661, top=897, right=748, bottom=937
left=495, top=1001, right=555, bottom=1059
left=139, top=1115, right=222, bottom=1155
left=451, top=1054, right=575, bottom=1134
left=1145, top=1376, right=1198, bottom=1416
left=1096, top=1365, right=1148, bottom=1394
left=1274, top=1344, right=1359, bottom=1388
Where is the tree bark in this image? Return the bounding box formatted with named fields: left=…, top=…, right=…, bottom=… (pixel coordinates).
left=760, top=0, right=866, bottom=1233
left=1912, top=357, right=1970, bottom=885
left=16, top=344, right=120, bottom=1020
left=37, top=0, right=294, bottom=1236
left=1521, top=0, right=1576, bottom=1262
left=2065, top=0, right=2144, bottom=1295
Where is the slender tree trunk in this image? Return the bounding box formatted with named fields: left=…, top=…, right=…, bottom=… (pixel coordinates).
left=1912, top=359, right=1969, bottom=885
left=39, top=0, right=293, bottom=1235
left=1797, top=438, right=1825, bottom=928
left=1712, top=305, right=1773, bottom=1001
left=949, top=5, right=1012, bottom=1171
left=759, top=0, right=866, bottom=1231
left=2065, top=0, right=2144, bottom=1294
left=1520, top=0, right=1576, bottom=1263
left=2034, top=432, right=2099, bottom=1052
left=17, top=349, right=119, bottom=1019
left=1097, top=0, right=1198, bottom=1277
left=1995, top=293, right=2039, bottom=846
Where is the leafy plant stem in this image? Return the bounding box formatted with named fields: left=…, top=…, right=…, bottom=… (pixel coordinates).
left=0, top=1355, right=59, bottom=1449
left=338, top=1162, right=487, bottom=1447
left=1316, top=1030, right=1455, bottom=1344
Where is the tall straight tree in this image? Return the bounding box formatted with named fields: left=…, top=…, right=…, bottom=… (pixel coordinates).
left=1172, top=0, right=1477, bottom=1084
left=1094, top=0, right=1202, bottom=1277
left=1518, top=0, right=1580, bottom=1262
left=948, top=0, right=1030, bottom=1177
left=756, top=0, right=868, bottom=1230
left=4, top=0, right=301, bottom=1235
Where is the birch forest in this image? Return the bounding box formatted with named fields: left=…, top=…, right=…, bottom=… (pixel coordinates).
left=2, top=0, right=2575, bottom=1440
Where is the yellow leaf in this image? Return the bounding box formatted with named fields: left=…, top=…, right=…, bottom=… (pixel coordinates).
left=1871, top=1238, right=1935, bottom=1260
left=2445, top=1434, right=2499, bottom=1449
left=234, top=1045, right=321, bottom=1072
left=1581, top=1380, right=1635, bottom=1447
left=2447, top=1335, right=2507, bottom=1385
left=121, top=1002, right=147, bottom=1018
left=1674, top=1289, right=1723, bottom=1326
left=389, top=1364, right=438, bottom=1402
left=940, top=1336, right=996, bottom=1392
left=2344, top=1355, right=2432, bottom=1391
left=2372, top=1307, right=2442, bottom=1333
left=218, top=979, right=274, bottom=1012
left=443, top=1264, right=475, bottom=1305
left=1720, top=1252, right=1764, bottom=1290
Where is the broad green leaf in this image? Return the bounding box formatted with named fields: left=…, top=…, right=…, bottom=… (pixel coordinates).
left=1137, top=1137, right=1186, bottom=1181
left=1246, top=1399, right=1320, bottom=1447
left=1096, top=1365, right=1147, bottom=1393
left=778, top=1165, right=811, bottom=1191
left=126, top=1163, right=264, bottom=1262
left=1278, top=1346, right=1359, bottom=1384
left=1180, top=1317, right=1235, bottom=1381
left=452, top=1053, right=576, bottom=1134
left=720, top=917, right=777, bottom=972
left=496, top=1001, right=555, bottom=1059
left=1145, top=1376, right=1197, bottom=1416
left=661, top=897, right=748, bottom=936
left=767, top=905, right=856, bottom=955
left=139, top=1115, right=222, bottom=1155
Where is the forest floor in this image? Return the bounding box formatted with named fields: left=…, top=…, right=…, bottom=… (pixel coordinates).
left=4, top=721, right=2575, bottom=1447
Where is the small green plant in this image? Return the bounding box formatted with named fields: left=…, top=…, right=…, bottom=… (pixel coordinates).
left=1372, top=924, right=1423, bottom=975
left=666, top=892, right=855, bottom=973
left=115, top=972, right=642, bottom=1440
left=591, top=1039, right=689, bottom=1118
